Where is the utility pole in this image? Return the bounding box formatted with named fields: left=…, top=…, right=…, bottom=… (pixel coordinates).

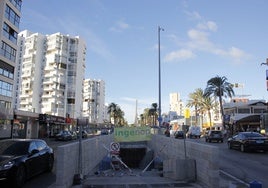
left=158, top=26, right=164, bottom=126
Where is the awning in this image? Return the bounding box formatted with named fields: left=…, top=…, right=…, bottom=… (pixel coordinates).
left=230, top=114, right=260, bottom=124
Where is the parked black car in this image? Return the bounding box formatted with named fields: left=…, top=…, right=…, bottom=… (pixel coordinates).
left=0, top=139, right=54, bottom=188
left=55, top=130, right=73, bottom=141
left=174, top=131, right=185, bottom=139
left=205, top=130, right=224, bottom=143
left=227, top=132, right=268, bottom=152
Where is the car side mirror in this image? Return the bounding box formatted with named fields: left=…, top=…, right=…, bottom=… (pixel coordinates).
left=30, top=149, right=39, bottom=155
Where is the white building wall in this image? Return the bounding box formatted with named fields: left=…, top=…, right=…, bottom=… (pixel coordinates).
left=17, top=31, right=46, bottom=113
left=16, top=31, right=86, bottom=118
left=71, top=36, right=86, bottom=118
left=169, top=92, right=184, bottom=117
left=82, top=79, right=105, bottom=124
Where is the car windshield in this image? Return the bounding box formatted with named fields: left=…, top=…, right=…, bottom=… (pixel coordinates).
left=243, top=132, right=263, bottom=138
left=211, top=131, right=221, bottom=134
left=0, top=140, right=30, bottom=155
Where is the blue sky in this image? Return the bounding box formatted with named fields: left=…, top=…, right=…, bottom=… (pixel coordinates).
left=20, top=0, right=268, bottom=123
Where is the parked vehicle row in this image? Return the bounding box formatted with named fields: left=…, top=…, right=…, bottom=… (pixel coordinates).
left=54, top=130, right=94, bottom=141
left=173, top=129, right=268, bottom=153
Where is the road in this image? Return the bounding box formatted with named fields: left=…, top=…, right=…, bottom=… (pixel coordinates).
left=190, top=137, right=268, bottom=187
left=218, top=141, right=268, bottom=187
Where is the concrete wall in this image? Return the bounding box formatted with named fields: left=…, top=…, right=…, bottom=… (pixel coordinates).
left=54, top=134, right=219, bottom=188
left=54, top=135, right=113, bottom=188
left=148, top=135, right=219, bottom=188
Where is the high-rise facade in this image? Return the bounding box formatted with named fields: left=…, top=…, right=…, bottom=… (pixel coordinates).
left=169, top=92, right=184, bottom=117
left=0, top=0, right=22, bottom=137
left=82, top=79, right=106, bottom=124
left=16, top=30, right=86, bottom=119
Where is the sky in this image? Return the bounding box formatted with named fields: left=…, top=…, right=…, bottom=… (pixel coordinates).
left=19, top=0, right=268, bottom=124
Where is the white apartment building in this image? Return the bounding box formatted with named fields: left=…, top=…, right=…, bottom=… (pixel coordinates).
left=15, top=30, right=45, bottom=112
left=169, top=92, right=184, bottom=118
left=16, top=30, right=86, bottom=119
left=82, top=79, right=106, bottom=124
left=0, top=0, right=22, bottom=138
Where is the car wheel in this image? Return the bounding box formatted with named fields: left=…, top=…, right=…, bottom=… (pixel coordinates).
left=240, top=144, right=246, bottom=152
left=13, top=165, right=26, bottom=188
left=227, top=142, right=232, bottom=149
left=47, top=155, right=54, bottom=172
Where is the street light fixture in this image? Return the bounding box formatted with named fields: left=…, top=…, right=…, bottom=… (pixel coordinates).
left=158, top=26, right=164, bottom=126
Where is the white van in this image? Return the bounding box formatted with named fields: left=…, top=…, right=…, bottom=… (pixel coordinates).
left=187, top=126, right=201, bottom=138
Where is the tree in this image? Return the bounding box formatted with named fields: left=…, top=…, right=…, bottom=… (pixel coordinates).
left=187, top=88, right=204, bottom=126
left=107, top=103, right=125, bottom=126
left=201, top=96, right=217, bottom=130
left=204, top=76, right=235, bottom=128
left=151, top=103, right=158, bottom=126
left=140, top=108, right=150, bottom=125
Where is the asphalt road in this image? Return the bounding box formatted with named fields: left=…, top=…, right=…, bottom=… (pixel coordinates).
left=190, top=136, right=267, bottom=187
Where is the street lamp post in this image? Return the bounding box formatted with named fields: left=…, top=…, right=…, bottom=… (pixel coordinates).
left=158, top=26, right=164, bottom=126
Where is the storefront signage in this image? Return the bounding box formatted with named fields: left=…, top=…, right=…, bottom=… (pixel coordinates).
left=114, top=127, right=151, bottom=142
left=39, top=114, right=65, bottom=123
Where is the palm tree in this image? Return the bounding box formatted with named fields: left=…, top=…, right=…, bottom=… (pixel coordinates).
left=201, top=96, right=217, bottom=130
left=141, top=108, right=150, bottom=125
left=107, top=103, right=125, bottom=126
left=204, top=76, right=235, bottom=128
left=187, top=88, right=204, bottom=126
left=152, top=103, right=158, bottom=125
left=115, top=108, right=125, bottom=126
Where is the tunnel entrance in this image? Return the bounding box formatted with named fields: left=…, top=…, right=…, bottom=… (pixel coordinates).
left=119, top=147, right=146, bottom=168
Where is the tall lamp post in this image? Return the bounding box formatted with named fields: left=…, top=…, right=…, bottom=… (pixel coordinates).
left=158, top=26, right=164, bottom=126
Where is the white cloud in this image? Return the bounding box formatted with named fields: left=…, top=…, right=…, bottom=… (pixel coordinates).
left=164, top=49, right=195, bottom=62
left=197, top=21, right=217, bottom=32
left=110, top=20, right=130, bottom=32
left=165, top=11, right=250, bottom=64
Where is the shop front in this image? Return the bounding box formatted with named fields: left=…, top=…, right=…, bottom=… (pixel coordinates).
left=0, top=106, right=13, bottom=139
left=39, top=114, right=71, bottom=138
left=13, top=110, right=39, bottom=139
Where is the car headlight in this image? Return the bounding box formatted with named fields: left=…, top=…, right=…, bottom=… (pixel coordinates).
left=0, top=161, right=15, bottom=170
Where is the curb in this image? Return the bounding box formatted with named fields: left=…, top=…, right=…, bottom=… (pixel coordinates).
left=220, top=170, right=249, bottom=188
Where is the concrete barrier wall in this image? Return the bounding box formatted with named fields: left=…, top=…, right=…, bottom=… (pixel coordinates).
left=148, top=135, right=220, bottom=188
left=54, top=135, right=113, bottom=188
left=54, top=134, right=219, bottom=188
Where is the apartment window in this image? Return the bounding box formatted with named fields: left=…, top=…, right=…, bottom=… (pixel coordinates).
left=5, top=5, right=20, bottom=28
left=0, top=100, right=11, bottom=109
left=0, top=81, right=13, bottom=97
left=9, top=0, right=22, bottom=11
left=1, top=41, right=16, bottom=62
left=0, top=61, right=14, bottom=79
left=3, top=22, right=18, bottom=44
